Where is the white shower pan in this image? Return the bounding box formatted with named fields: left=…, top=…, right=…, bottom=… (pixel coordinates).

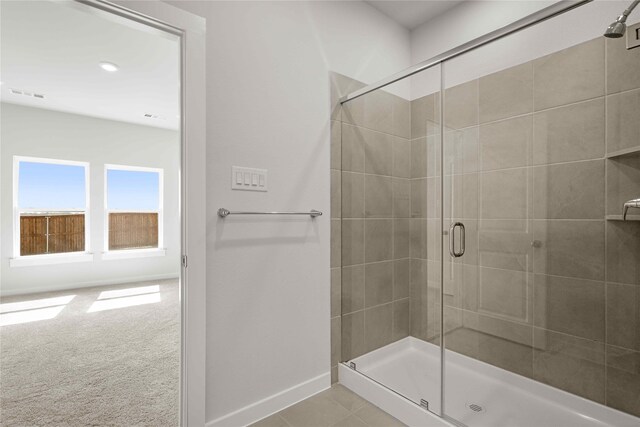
left=339, top=337, right=640, bottom=427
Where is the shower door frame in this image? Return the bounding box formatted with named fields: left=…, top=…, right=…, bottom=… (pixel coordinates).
left=75, top=1, right=207, bottom=425
left=338, top=0, right=596, bottom=424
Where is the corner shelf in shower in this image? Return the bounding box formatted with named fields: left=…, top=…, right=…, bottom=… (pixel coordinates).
left=606, top=146, right=640, bottom=159
left=605, top=214, right=640, bottom=222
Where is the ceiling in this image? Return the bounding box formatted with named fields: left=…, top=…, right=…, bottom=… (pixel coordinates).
left=365, top=0, right=466, bottom=30
left=0, top=0, right=180, bottom=131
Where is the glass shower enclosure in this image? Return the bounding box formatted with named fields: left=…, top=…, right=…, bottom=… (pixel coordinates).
left=334, top=1, right=640, bottom=425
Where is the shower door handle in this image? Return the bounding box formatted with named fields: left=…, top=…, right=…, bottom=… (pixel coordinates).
left=449, top=222, right=465, bottom=258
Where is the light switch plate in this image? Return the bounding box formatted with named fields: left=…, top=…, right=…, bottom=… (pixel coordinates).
left=628, top=22, right=640, bottom=50
left=231, top=166, right=267, bottom=192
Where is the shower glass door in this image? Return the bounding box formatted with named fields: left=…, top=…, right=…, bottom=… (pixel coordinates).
left=441, top=1, right=640, bottom=425
left=338, top=70, right=443, bottom=414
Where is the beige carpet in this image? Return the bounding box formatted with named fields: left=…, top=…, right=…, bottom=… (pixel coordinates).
left=0, top=279, right=179, bottom=426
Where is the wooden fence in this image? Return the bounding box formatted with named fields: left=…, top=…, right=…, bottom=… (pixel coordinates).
left=19, top=212, right=158, bottom=255
left=108, top=212, right=158, bottom=250
left=20, top=214, right=85, bottom=256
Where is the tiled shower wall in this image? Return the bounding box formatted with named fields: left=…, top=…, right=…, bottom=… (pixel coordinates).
left=329, top=74, right=412, bottom=382
left=329, top=32, right=639, bottom=418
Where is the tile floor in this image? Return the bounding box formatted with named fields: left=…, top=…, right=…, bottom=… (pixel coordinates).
left=250, top=384, right=406, bottom=427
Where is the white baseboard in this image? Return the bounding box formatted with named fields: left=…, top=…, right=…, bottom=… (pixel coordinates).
left=0, top=273, right=179, bottom=297
left=206, top=372, right=331, bottom=427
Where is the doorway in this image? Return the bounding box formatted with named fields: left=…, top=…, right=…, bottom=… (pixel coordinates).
left=0, top=1, right=203, bottom=424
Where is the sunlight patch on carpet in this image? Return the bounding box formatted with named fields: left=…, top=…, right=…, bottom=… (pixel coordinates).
left=88, top=292, right=161, bottom=312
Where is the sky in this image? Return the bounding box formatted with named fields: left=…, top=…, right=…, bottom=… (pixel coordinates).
left=18, top=162, right=159, bottom=211
left=18, top=162, right=86, bottom=210
left=107, top=169, right=159, bottom=211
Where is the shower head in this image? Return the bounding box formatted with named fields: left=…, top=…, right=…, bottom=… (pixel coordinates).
left=604, top=0, right=639, bottom=38
left=604, top=17, right=627, bottom=38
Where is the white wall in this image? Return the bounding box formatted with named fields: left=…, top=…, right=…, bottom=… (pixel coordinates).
left=0, top=103, right=181, bottom=296
left=166, top=0, right=411, bottom=424
left=409, top=0, right=630, bottom=98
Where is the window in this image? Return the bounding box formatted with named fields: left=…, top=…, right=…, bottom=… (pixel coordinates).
left=105, top=165, right=163, bottom=252
left=14, top=156, right=90, bottom=258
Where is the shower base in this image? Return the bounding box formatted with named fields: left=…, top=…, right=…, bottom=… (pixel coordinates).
left=339, top=337, right=639, bottom=427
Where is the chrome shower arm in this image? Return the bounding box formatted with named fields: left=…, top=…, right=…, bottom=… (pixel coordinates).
left=622, top=0, right=640, bottom=21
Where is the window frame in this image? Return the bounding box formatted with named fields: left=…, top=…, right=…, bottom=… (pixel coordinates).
left=103, top=164, right=164, bottom=256
left=12, top=155, right=91, bottom=265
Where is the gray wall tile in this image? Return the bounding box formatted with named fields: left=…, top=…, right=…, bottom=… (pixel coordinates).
left=331, top=120, right=341, bottom=169
left=606, top=221, right=640, bottom=286
left=330, top=72, right=366, bottom=119
left=606, top=34, right=640, bottom=94
left=392, top=96, right=411, bottom=139
left=411, top=135, right=441, bottom=179
left=606, top=154, right=640, bottom=216
left=481, top=168, right=530, bottom=220
left=533, top=159, right=605, bottom=219
left=342, top=89, right=395, bottom=135
left=331, top=169, right=341, bottom=219
left=411, top=93, right=439, bottom=139
left=392, top=137, right=411, bottom=178
left=534, top=274, right=605, bottom=341
left=606, top=89, right=640, bottom=155
left=606, top=283, right=640, bottom=351
left=411, top=96, right=428, bottom=139
left=533, top=328, right=605, bottom=403
left=460, top=311, right=534, bottom=377
left=392, top=178, right=410, bottom=218
left=393, top=299, right=410, bottom=340
left=533, top=220, right=605, bottom=281
left=364, top=219, right=393, bottom=262
left=533, top=98, right=605, bottom=165
left=410, top=219, right=427, bottom=259
left=479, top=62, right=533, bottom=123
left=331, top=268, right=341, bottom=317
left=445, top=173, right=479, bottom=220
left=365, top=303, right=393, bottom=352
left=365, top=175, right=392, bottom=218
left=342, top=172, right=364, bottom=218
left=364, top=131, right=394, bottom=176
left=393, top=219, right=410, bottom=259
left=364, top=261, right=393, bottom=308
left=331, top=317, right=341, bottom=366
left=411, top=137, right=427, bottom=178
left=445, top=80, right=478, bottom=130
left=480, top=115, right=532, bottom=171
left=477, top=267, right=531, bottom=323
left=393, top=259, right=410, bottom=300
left=444, top=127, right=479, bottom=175
left=341, top=124, right=365, bottom=173
left=478, top=223, right=532, bottom=272
left=341, top=311, right=365, bottom=361
left=462, top=309, right=532, bottom=346
left=342, top=265, right=365, bottom=314
left=606, top=346, right=640, bottom=417
left=533, top=38, right=605, bottom=110
left=341, top=219, right=364, bottom=266
left=331, top=219, right=341, bottom=268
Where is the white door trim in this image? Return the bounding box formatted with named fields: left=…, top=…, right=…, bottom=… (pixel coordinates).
left=78, top=1, right=207, bottom=425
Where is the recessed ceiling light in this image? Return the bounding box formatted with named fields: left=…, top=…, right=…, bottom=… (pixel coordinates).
left=99, top=62, right=119, bottom=72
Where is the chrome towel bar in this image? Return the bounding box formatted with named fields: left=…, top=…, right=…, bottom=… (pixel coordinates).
left=217, top=208, right=322, bottom=218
